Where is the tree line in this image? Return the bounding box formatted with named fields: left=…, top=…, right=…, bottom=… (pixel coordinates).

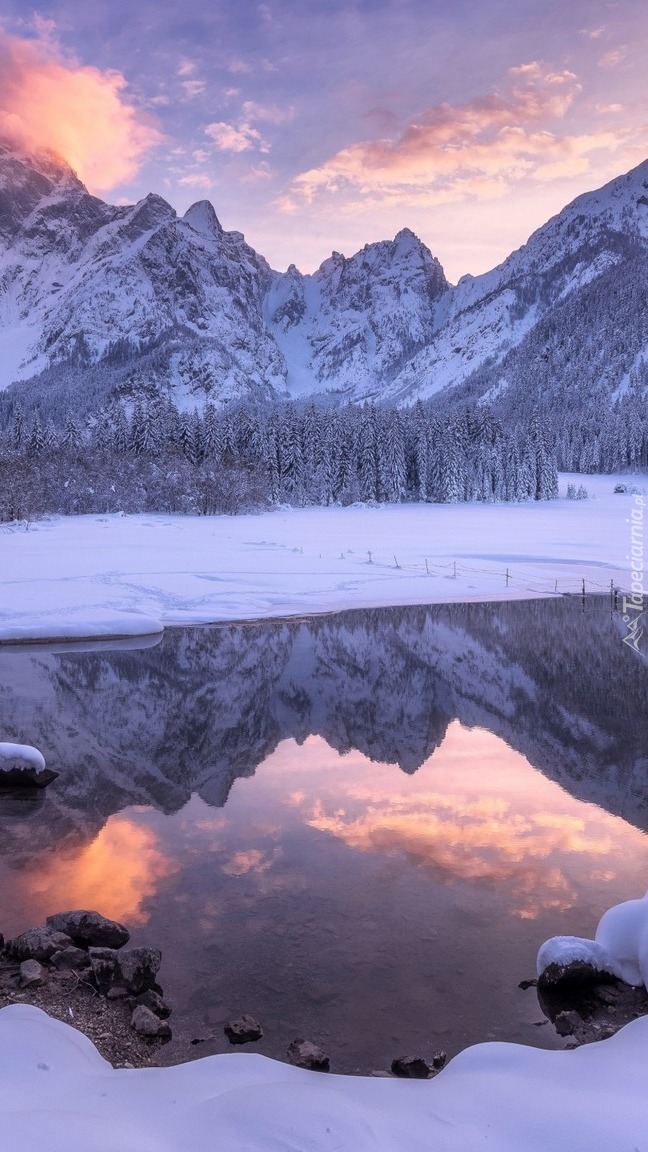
left=0, top=398, right=558, bottom=521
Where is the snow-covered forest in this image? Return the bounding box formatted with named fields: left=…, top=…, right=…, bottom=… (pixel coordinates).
left=0, top=399, right=559, bottom=520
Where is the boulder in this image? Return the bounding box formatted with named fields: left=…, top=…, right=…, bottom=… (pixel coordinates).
left=0, top=743, right=57, bottom=788
left=20, top=959, right=45, bottom=988
left=536, top=937, right=620, bottom=990
left=6, top=927, right=73, bottom=962
left=131, top=1005, right=172, bottom=1039
left=46, top=910, right=130, bottom=949
left=286, top=1038, right=330, bottom=1072
left=137, top=989, right=172, bottom=1019
left=554, top=1010, right=583, bottom=1037
left=538, top=959, right=615, bottom=990
left=117, top=947, right=161, bottom=995
left=224, top=1015, right=263, bottom=1045
left=88, top=947, right=121, bottom=994
left=50, top=947, right=91, bottom=972
left=89, top=946, right=161, bottom=996
left=391, top=1051, right=447, bottom=1079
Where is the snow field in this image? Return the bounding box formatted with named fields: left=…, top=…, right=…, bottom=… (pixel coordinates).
left=0, top=473, right=640, bottom=642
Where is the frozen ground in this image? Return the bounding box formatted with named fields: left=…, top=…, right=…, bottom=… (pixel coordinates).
left=0, top=473, right=643, bottom=642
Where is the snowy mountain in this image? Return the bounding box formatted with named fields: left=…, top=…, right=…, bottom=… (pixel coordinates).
left=1, top=137, right=648, bottom=421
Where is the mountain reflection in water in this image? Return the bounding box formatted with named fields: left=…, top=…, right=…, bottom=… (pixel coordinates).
left=0, top=596, right=646, bottom=1071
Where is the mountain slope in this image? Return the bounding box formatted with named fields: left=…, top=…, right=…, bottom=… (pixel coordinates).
left=1, top=138, right=648, bottom=423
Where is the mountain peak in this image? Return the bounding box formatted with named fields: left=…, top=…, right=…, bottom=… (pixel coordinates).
left=0, top=137, right=82, bottom=189
left=183, top=200, right=223, bottom=237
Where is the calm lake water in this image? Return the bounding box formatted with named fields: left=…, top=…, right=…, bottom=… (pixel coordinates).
left=0, top=597, right=647, bottom=1073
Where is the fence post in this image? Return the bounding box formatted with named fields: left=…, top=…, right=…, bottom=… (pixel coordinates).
left=453, top=561, right=457, bottom=579
left=505, top=567, right=510, bottom=587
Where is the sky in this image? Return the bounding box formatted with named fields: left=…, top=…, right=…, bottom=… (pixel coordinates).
left=0, top=0, right=647, bottom=281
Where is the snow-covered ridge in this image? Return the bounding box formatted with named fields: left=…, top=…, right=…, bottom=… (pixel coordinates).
left=1, top=141, right=647, bottom=414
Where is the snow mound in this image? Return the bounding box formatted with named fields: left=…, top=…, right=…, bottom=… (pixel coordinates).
left=4, top=1004, right=648, bottom=1151
left=538, top=892, right=648, bottom=988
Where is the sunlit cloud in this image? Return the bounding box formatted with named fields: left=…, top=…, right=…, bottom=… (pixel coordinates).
left=221, top=847, right=279, bottom=876
left=285, top=62, right=637, bottom=212
left=228, top=58, right=253, bottom=75
left=598, top=47, right=628, bottom=68
left=268, top=723, right=648, bottom=920
left=177, top=57, right=197, bottom=77
left=241, top=100, right=294, bottom=125
left=181, top=80, right=206, bottom=100
left=0, top=31, right=161, bottom=192
left=178, top=172, right=214, bottom=189
left=20, top=815, right=178, bottom=926
left=205, top=119, right=267, bottom=153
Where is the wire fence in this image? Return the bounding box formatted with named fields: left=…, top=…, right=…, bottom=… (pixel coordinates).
left=325, top=548, right=637, bottom=603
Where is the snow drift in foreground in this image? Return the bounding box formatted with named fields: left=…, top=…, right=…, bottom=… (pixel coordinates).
left=538, top=891, right=648, bottom=988
left=3, top=1004, right=648, bottom=1152
left=0, top=473, right=639, bottom=643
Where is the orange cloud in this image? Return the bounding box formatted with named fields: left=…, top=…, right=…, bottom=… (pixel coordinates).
left=286, top=63, right=637, bottom=209
left=18, top=814, right=178, bottom=926
left=0, top=32, right=161, bottom=192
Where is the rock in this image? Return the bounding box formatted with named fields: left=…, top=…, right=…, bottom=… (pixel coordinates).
left=594, top=985, right=621, bottom=1006
left=391, top=1056, right=435, bottom=1079
left=46, top=910, right=130, bottom=950
left=88, top=947, right=120, bottom=994
left=6, top=927, right=73, bottom=962
left=519, top=979, right=538, bottom=990
left=0, top=744, right=57, bottom=788
left=136, top=989, right=171, bottom=1019
left=117, top=948, right=161, bottom=995
left=20, top=959, right=45, bottom=988
left=130, top=1005, right=172, bottom=1039
left=431, top=1050, right=448, bottom=1071
left=0, top=932, right=4, bottom=951
left=286, top=1038, right=330, bottom=1072
left=224, top=1015, right=263, bottom=1045
left=537, top=959, right=614, bottom=991
left=555, top=1010, right=583, bottom=1037
left=89, top=946, right=161, bottom=995
left=50, top=947, right=91, bottom=972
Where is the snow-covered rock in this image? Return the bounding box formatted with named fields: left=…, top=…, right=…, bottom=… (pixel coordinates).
left=538, top=892, right=648, bottom=989
left=0, top=741, right=56, bottom=786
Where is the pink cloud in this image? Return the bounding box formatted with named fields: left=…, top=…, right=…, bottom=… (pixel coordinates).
left=205, top=120, right=267, bottom=153
left=287, top=64, right=638, bottom=208
left=0, top=31, right=161, bottom=192
left=598, top=47, right=628, bottom=68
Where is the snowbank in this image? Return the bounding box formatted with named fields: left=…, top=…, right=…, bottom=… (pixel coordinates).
left=0, top=473, right=640, bottom=643
left=3, top=1004, right=648, bottom=1152
left=538, top=892, right=648, bottom=988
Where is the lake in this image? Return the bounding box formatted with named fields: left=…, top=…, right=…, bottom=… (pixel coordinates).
left=0, top=596, right=646, bottom=1073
